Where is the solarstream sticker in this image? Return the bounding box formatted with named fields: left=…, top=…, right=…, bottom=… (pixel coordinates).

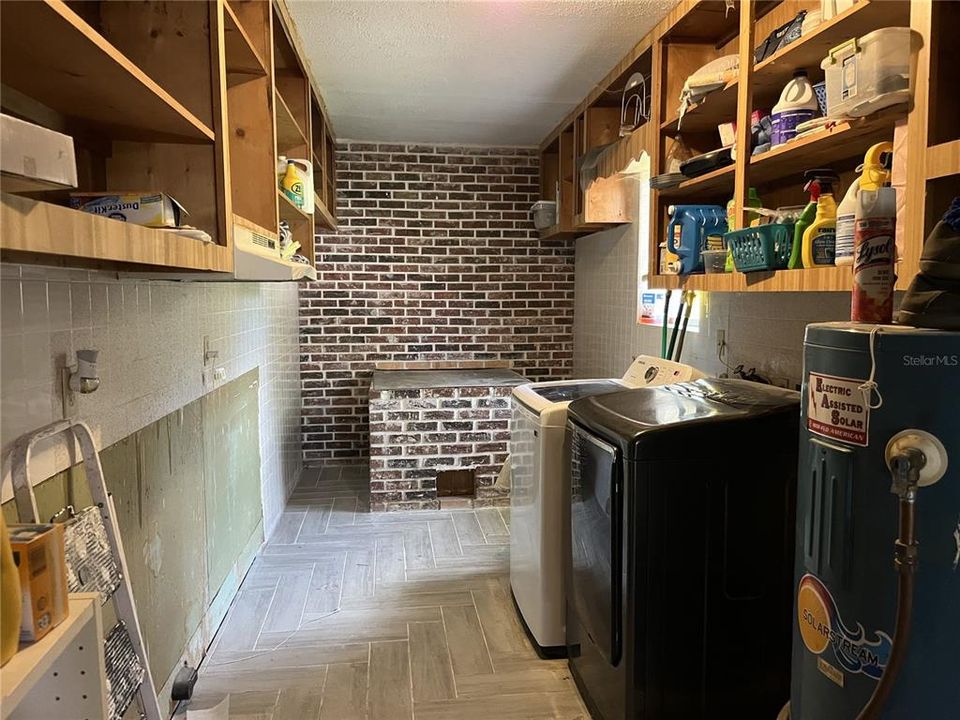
left=807, top=372, right=869, bottom=446
left=797, top=574, right=891, bottom=681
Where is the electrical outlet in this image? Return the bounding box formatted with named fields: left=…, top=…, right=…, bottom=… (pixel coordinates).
left=213, top=367, right=227, bottom=382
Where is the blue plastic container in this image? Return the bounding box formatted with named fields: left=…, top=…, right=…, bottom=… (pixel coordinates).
left=666, top=205, right=728, bottom=274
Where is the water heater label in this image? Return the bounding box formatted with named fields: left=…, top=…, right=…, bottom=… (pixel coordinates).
left=807, top=372, right=869, bottom=446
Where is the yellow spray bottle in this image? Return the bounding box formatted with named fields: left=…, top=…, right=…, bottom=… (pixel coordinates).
left=801, top=169, right=841, bottom=268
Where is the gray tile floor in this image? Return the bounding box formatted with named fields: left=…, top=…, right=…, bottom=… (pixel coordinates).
left=192, top=465, right=588, bottom=719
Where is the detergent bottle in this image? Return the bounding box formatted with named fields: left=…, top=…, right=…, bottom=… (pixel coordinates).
left=666, top=205, right=727, bottom=274
left=851, top=143, right=896, bottom=322
left=835, top=142, right=893, bottom=266
left=801, top=170, right=841, bottom=267
left=770, top=70, right=819, bottom=147
left=281, top=161, right=305, bottom=209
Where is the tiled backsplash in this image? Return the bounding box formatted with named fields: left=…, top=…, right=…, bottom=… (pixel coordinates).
left=0, top=264, right=302, bottom=534
left=300, top=142, right=576, bottom=461
left=573, top=223, right=851, bottom=384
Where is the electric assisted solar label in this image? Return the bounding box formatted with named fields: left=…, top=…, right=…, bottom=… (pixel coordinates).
left=807, top=372, right=869, bottom=447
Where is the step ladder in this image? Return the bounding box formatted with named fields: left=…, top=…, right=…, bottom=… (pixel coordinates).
left=9, top=419, right=163, bottom=720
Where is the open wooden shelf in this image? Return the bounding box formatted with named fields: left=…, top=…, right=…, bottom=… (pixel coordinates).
left=649, top=265, right=855, bottom=293
left=1, top=193, right=231, bottom=272
left=276, top=90, right=309, bottom=152
left=658, top=163, right=734, bottom=199
left=749, top=113, right=899, bottom=187
left=223, top=0, right=269, bottom=87
left=278, top=188, right=311, bottom=225
left=661, top=81, right=737, bottom=136
left=926, top=140, right=960, bottom=181
left=753, top=0, right=911, bottom=101
left=0, top=0, right=213, bottom=144
left=314, top=193, right=337, bottom=230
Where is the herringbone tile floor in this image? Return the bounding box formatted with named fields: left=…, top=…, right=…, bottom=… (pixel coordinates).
left=191, top=465, right=588, bottom=719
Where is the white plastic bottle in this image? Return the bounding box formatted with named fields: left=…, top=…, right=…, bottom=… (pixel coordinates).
left=834, top=178, right=860, bottom=266
left=771, top=70, right=819, bottom=147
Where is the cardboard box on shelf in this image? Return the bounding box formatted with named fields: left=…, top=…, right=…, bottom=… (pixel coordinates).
left=8, top=523, right=69, bottom=642
left=0, top=114, right=78, bottom=192
left=69, top=192, right=188, bottom=228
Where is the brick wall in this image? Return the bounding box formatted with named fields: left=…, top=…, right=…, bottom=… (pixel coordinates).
left=300, top=143, right=576, bottom=462
left=368, top=384, right=516, bottom=511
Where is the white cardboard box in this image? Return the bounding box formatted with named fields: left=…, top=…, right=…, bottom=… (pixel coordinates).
left=0, top=113, right=78, bottom=192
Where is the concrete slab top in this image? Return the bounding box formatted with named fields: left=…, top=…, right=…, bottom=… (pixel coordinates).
left=370, top=368, right=528, bottom=391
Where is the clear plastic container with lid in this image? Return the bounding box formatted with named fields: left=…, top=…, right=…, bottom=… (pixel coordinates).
left=820, top=27, right=918, bottom=118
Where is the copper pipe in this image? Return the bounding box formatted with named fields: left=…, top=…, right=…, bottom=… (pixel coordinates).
left=856, top=482, right=919, bottom=720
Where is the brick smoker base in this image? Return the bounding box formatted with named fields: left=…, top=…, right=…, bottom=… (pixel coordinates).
left=369, top=384, right=513, bottom=511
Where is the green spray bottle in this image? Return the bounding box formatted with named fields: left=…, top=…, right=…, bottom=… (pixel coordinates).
left=789, top=169, right=839, bottom=270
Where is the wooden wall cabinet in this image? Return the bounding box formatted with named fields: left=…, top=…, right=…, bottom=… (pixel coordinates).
left=538, top=0, right=954, bottom=293
left=0, top=0, right=337, bottom=281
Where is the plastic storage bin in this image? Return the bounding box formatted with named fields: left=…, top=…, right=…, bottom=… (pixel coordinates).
left=531, top=201, right=557, bottom=230
left=820, top=27, right=916, bottom=118
left=726, top=223, right=795, bottom=272
left=701, top=249, right=728, bottom=273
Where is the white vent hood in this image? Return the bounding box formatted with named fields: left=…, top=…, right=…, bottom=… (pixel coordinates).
left=232, top=217, right=316, bottom=282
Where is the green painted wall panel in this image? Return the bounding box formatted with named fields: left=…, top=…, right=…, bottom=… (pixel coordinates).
left=1, top=370, right=263, bottom=687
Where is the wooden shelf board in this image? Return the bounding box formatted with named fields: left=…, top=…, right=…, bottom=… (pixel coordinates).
left=0, top=593, right=98, bottom=717
left=538, top=223, right=578, bottom=240
left=223, top=0, right=268, bottom=87
left=661, top=81, right=738, bottom=136
left=926, top=139, right=960, bottom=180
left=278, top=188, right=311, bottom=225
left=749, top=114, right=899, bottom=187
left=1, top=193, right=231, bottom=272
left=753, top=0, right=911, bottom=101
left=657, top=163, right=735, bottom=199
left=0, top=0, right=214, bottom=144
left=648, top=266, right=854, bottom=292
left=276, top=91, right=309, bottom=152
left=314, top=195, right=337, bottom=230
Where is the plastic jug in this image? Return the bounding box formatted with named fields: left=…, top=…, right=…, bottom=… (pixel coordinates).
left=666, top=205, right=728, bottom=275
left=771, top=70, right=819, bottom=146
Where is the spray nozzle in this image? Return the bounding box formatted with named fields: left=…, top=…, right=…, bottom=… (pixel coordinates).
left=803, top=168, right=840, bottom=196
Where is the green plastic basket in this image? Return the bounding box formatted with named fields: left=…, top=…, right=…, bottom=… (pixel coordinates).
left=726, top=223, right=795, bottom=272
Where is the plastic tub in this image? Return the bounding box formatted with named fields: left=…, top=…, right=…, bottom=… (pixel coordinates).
left=701, top=249, right=728, bottom=274
left=531, top=201, right=557, bottom=230
left=820, top=27, right=917, bottom=118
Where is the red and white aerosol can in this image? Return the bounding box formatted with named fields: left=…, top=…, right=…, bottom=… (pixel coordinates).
left=851, top=143, right=896, bottom=323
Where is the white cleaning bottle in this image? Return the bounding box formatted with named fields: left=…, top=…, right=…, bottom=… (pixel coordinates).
left=771, top=70, right=818, bottom=147
left=835, top=178, right=860, bottom=266
left=836, top=142, right=893, bottom=266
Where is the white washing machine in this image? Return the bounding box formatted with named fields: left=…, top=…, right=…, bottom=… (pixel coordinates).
left=509, top=355, right=703, bottom=656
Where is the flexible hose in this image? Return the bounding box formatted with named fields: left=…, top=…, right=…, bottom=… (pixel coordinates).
left=856, top=491, right=917, bottom=720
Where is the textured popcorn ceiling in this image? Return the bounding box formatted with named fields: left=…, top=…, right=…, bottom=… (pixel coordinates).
left=286, top=0, right=675, bottom=145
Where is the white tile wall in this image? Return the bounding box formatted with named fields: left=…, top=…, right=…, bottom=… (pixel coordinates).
left=0, top=263, right=302, bottom=535
left=573, top=222, right=852, bottom=387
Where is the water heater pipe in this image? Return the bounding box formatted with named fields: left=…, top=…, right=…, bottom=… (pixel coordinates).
left=857, top=431, right=948, bottom=720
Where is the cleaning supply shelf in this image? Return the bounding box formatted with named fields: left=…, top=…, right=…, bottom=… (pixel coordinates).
left=661, top=81, right=738, bottom=136
left=649, top=265, right=854, bottom=292
left=276, top=91, right=309, bottom=153
left=750, top=113, right=900, bottom=186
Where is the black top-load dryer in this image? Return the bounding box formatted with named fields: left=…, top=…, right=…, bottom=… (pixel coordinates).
left=565, top=378, right=800, bottom=720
